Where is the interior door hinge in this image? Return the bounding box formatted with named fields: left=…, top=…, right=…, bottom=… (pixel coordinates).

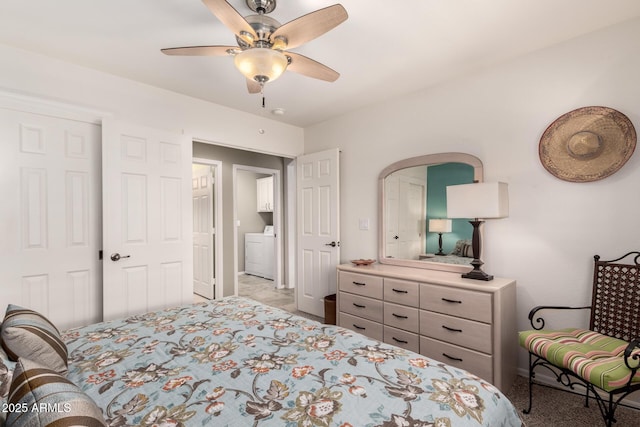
left=98, top=250, right=103, bottom=260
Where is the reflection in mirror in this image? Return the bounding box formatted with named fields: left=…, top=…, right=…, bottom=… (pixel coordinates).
left=378, top=153, right=483, bottom=273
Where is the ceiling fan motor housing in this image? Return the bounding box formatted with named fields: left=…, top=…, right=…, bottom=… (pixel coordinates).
left=246, top=0, right=276, bottom=14
left=236, top=14, right=282, bottom=49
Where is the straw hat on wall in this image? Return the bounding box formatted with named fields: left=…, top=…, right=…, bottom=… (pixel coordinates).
left=539, top=106, right=636, bottom=182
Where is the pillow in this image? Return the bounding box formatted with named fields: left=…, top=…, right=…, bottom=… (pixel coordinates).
left=6, top=358, right=106, bottom=427
left=1, top=346, right=16, bottom=426
left=0, top=305, right=68, bottom=375
left=1, top=346, right=16, bottom=396
left=461, top=242, right=474, bottom=258
left=451, top=239, right=471, bottom=256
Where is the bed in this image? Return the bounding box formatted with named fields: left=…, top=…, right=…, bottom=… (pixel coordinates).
left=420, top=240, right=475, bottom=266
left=419, top=254, right=473, bottom=266
left=1, top=297, right=522, bottom=426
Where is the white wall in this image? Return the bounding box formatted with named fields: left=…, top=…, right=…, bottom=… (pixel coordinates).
left=0, top=44, right=304, bottom=156
left=304, top=18, right=640, bottom=375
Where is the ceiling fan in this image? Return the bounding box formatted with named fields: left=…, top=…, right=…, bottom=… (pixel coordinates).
left=162, top=0, right=348, bottom=94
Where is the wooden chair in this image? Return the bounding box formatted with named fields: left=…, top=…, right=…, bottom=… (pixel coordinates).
left=519, top=252, right=640, bottom=426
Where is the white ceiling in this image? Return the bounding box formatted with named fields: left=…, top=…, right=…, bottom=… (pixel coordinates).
left=1, top=0, right=640, bottom=127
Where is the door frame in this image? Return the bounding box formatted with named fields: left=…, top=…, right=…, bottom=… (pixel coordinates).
left=192, top=157, right=223, bottom=300
left=232, top=164, right=282, bottom=295
left=285, top=159, right=297, bottom=291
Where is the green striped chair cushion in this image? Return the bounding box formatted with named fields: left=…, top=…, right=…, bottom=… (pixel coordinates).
left=519, top=328, right=640, bottom=392
left=7, top=358, right=106, bottom=427
left=0, top=305, right=68, bottom=375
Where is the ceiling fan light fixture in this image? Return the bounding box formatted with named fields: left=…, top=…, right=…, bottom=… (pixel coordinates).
left=237, top=30, right=255, bottom=45
left=271, top=36, right=288, bottom=51
left=234, top=48, right=288, bottom=84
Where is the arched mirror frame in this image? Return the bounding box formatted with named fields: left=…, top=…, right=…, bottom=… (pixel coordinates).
left=378, top=152, right=483, bottom=273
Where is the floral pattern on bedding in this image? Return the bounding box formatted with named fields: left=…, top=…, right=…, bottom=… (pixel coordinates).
left=63, top=297, right=522, bottom=427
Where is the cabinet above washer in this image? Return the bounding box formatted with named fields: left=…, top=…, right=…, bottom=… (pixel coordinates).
left=257, top=176, right=273, bottom=212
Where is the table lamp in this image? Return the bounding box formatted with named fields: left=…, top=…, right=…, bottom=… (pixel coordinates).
left=446, top=182, right=509, bottom=281
left=428, top=219, right=452, bottom=255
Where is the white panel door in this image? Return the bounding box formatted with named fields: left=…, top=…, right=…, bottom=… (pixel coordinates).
left=0, top=108, right=101, bottom=329
left=296, top=148, right=340, bottom=317
left=397, top=177, right=425, bottom=259
left=102, top=119, right=192, bottom=320
left=192, top=164, right=215, bottom=299
left=385, top=175, right=425, bottom=260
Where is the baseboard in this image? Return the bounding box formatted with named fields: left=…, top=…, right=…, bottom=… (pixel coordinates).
left=517, top=367, right=640, bottom=410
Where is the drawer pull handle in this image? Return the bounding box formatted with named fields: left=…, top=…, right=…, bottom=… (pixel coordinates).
left=392, top=337, right=408, bottom=344
left=442, top=297, right=462, bottom=304
left=353, top=281, right=366, bottom=286
left=353, top=324, right=366, bottom=330
left=353, top=303, right=366, bottom=308
left=442, top=352, right=463, bottom=362
left=392, top=313, right=408, bottom=319
left=392, top=288, right=408, bottom=294
left=442, top=325, right=463, bottom=333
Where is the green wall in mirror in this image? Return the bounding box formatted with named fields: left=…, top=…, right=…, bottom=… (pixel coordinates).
left=426, top=162, right=474, bottom=254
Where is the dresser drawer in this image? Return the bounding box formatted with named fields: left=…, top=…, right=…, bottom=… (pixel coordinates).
left=420, top=336, right=493, bottom=383
left=340, top=312, right=383, bottom=341
left=420, top=310, right=492, bottom=353
left=339, top=292, right=383, bottom=322
left=384, top=326, right=419, bottom=353
left=339, top=271, right=383, bottom=299
left=384, top=302, right=419, bottom=333
left=420, top=283, right=492, bottom=323
left=384, top=278, right=419, bottom=307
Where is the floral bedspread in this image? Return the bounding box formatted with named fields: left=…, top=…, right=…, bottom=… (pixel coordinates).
left=63, top=297, right=522, bottom=426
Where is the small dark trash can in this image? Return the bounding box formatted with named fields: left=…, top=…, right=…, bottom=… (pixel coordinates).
left=324, top=294, right=336, bottom=325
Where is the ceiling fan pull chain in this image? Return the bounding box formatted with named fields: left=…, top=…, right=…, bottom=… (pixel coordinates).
left=262, top=95, right=266, bottom=109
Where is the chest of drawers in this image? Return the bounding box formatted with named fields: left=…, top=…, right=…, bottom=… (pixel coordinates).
left=337, top=263, right=517, bottom=391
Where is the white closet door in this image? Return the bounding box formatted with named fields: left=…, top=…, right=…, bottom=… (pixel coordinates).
left=0, top=108, right=102, bottom=329
left=296, top=148, right=340, bottom=317
left=102, top=119, right=192, bottom=320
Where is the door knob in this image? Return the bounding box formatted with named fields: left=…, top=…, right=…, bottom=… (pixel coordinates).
left=325, top=241, right=339, bottom=247
left=110, top=253, right=131, bottom=261
left=394, top=235, right=399, bottom=240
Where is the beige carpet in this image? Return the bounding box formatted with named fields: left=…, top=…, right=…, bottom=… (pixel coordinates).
left=504, top=375, right=638, bottom=426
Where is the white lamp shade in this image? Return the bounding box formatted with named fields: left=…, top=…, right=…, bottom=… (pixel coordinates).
left=446, top=182, right=509, bottom=219
left=234, top=48, right=288, bottom=83
left=429, top=219, right=452, bottom=233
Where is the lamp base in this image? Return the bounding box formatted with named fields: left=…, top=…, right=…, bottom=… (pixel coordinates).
left=462, top=269, right=494, bottom=281
left=462, top=255, right=494, bottom=281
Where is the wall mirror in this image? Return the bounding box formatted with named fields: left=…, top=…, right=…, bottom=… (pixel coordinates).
left=378, top=153, right=483, bottom=273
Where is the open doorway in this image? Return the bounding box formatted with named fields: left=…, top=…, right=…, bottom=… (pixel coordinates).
left=233, top=165, right=282, bottom=296
left=192, top=159, right=223, bottom=300
left=192, top=141, right=293, bottom=302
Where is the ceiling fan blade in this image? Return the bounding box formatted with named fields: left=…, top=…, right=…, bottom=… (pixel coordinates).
left=161, top=45, right=238, bottom=56
left=285, top=52, right=339, bottom=82
left=271, top=4, right=347, bottom=50
left=202, top=0, right=257, bottom=41
left=247, top=79, right=262, bottom=94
